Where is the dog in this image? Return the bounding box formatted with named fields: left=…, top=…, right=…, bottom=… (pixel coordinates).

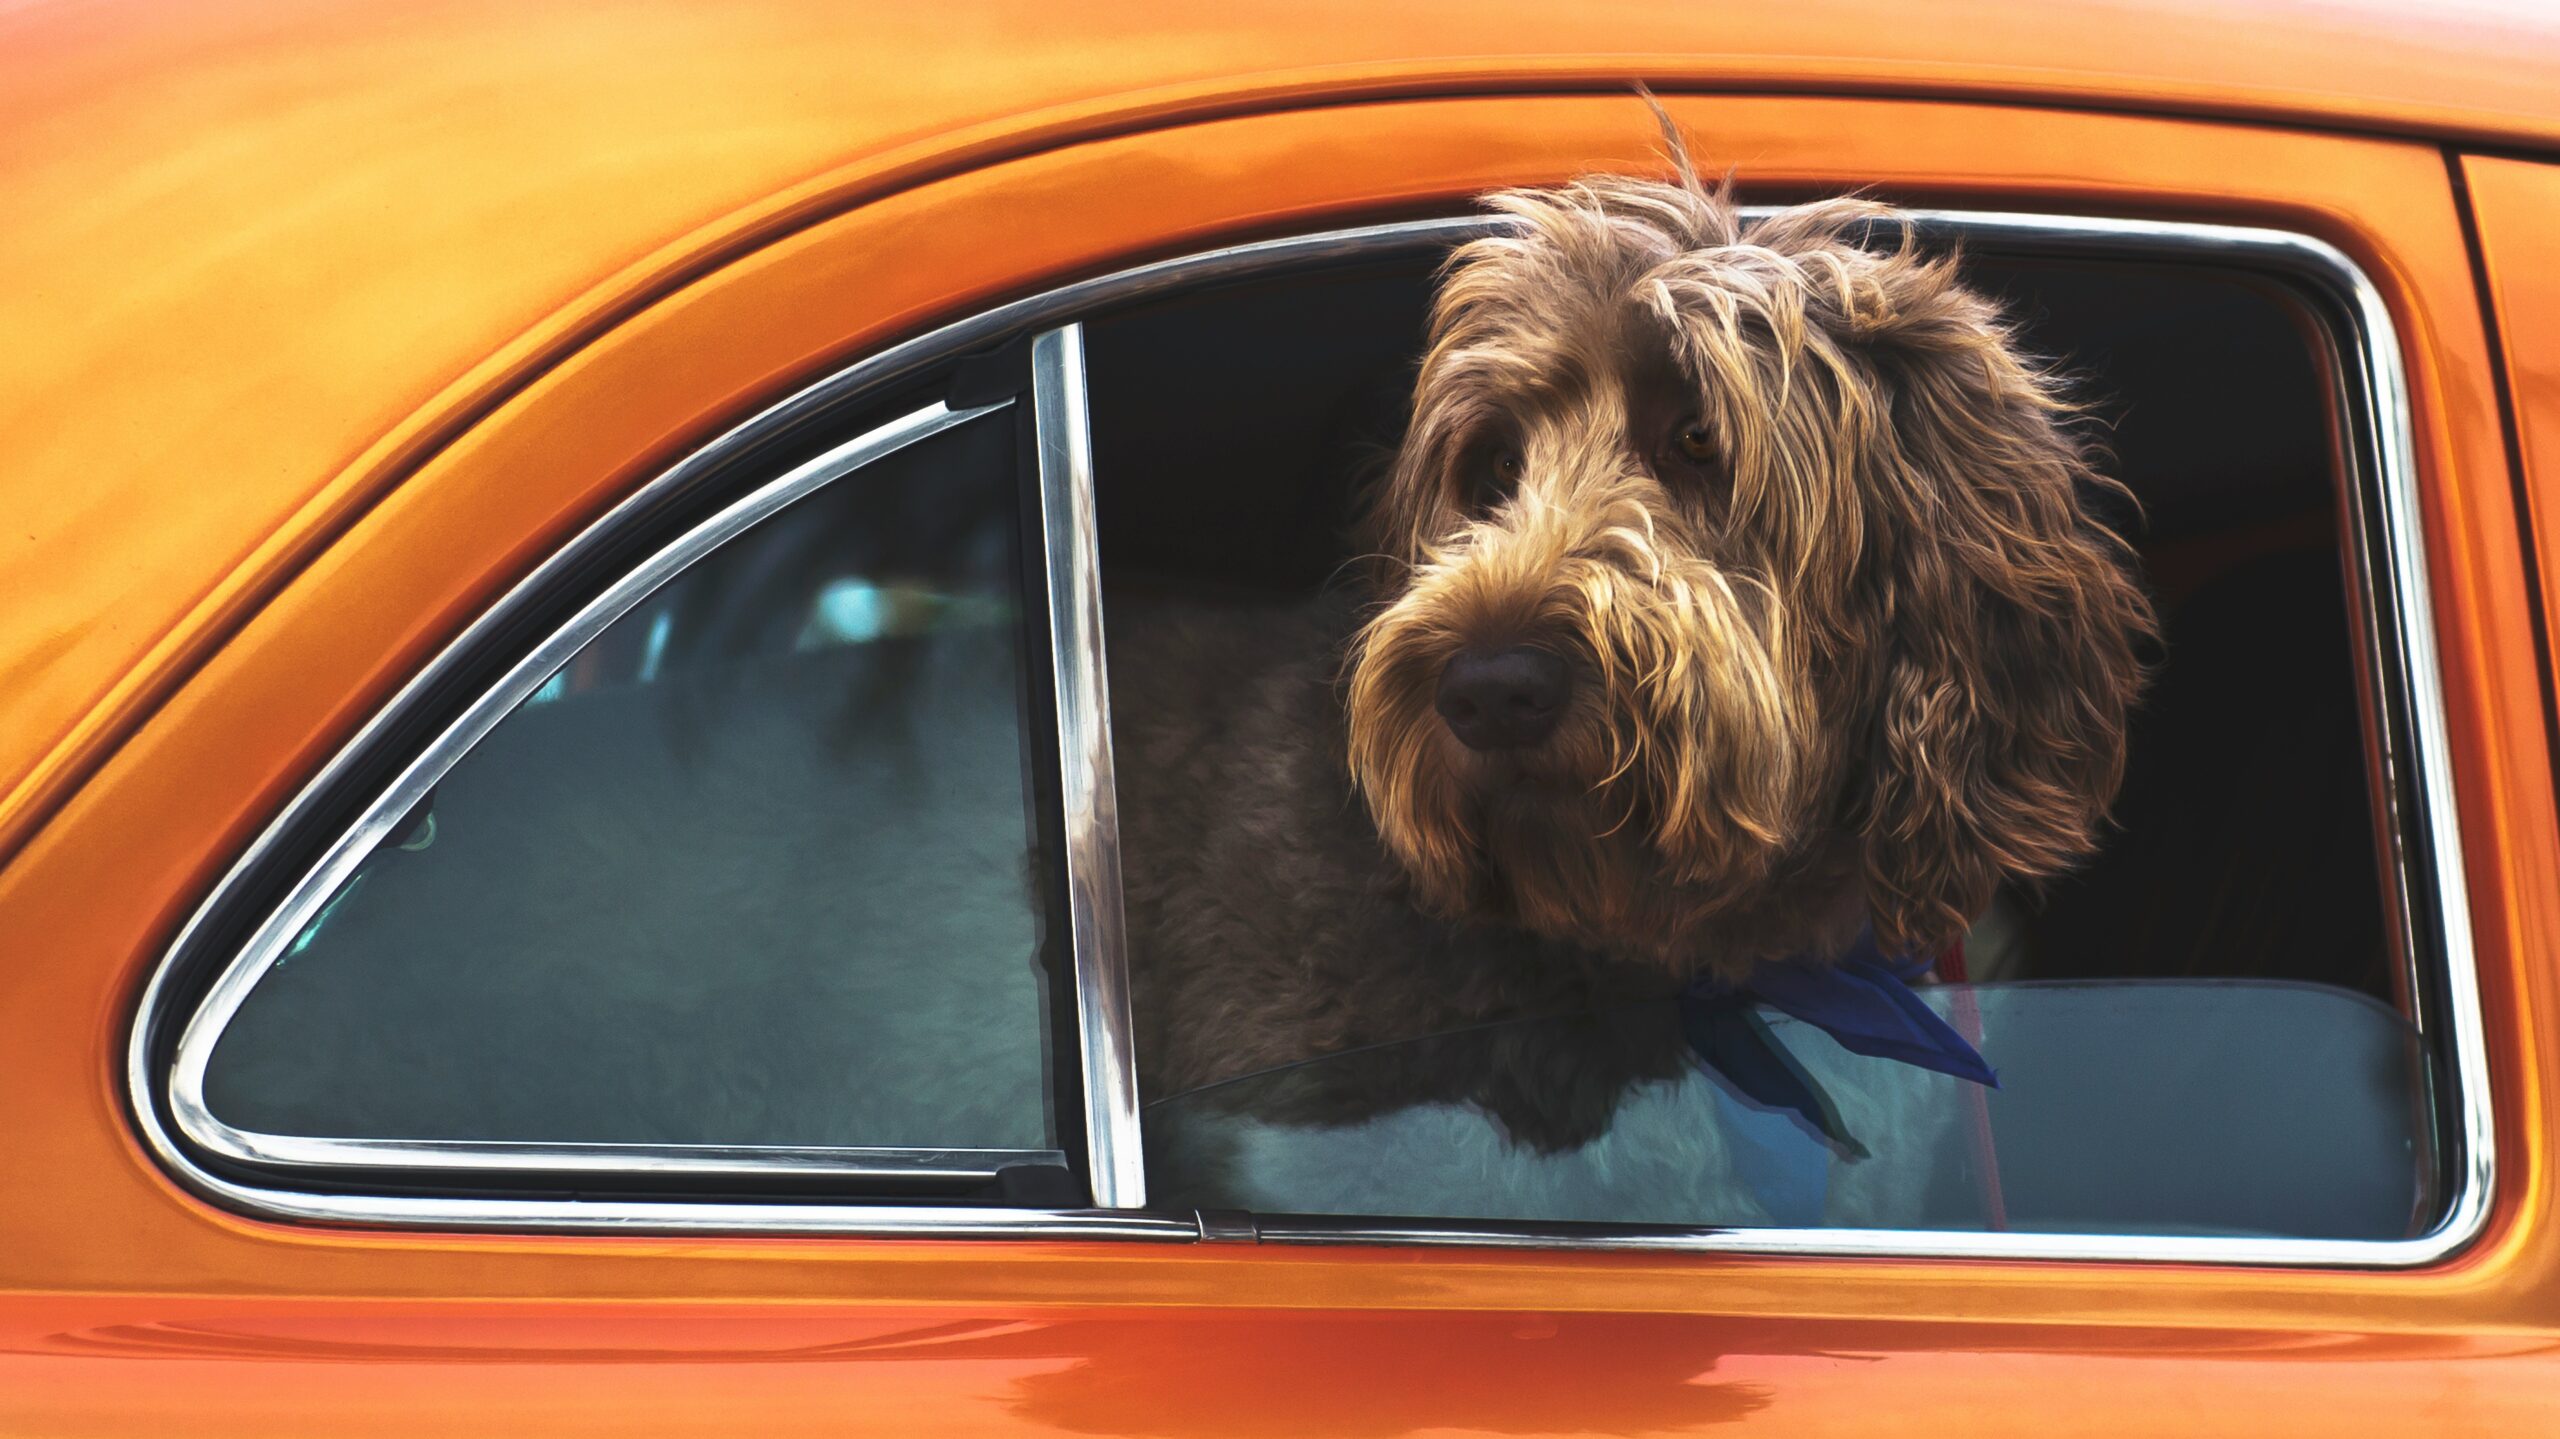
left=1113, top=136, right=2154, bottom=1217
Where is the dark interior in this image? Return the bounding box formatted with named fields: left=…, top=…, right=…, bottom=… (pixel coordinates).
left=1087, top=248, right=2394, bottom=999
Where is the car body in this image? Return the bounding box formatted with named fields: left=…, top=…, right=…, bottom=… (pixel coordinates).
left=8, top=0, right=2560, bottom=1432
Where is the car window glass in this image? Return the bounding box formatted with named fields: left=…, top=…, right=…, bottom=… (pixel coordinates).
left=1147, top=981, right=2427, bottom=1237
left=201, top=411, right=1067, bottom=1160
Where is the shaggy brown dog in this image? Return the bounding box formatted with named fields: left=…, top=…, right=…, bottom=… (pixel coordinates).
left=1115, top=154, right=2153, bottom=1157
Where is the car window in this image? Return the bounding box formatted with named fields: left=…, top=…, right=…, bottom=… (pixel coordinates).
left=142, top=213, right=2483, bottom=1255
left=190, top=405, right=1077, bottom=1187
left=1087, top=229, right=2471, bottom=1250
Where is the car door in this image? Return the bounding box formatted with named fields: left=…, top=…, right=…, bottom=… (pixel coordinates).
left=4, top=93, right=2554, bottom=1434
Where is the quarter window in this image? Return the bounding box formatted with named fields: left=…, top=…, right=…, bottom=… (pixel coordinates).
left=175, top=400, right=1091, bottom=1201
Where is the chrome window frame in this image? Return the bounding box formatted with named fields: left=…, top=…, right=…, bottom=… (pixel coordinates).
left=1032, top=324, right=1150, bottom=1210
left=128, top=210, right=2493, bottom=1265
left=157, top=400, right=1091, bottom=1190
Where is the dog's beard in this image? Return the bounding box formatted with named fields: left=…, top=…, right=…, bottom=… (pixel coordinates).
left=1345, top=511, right=1808, bottom=970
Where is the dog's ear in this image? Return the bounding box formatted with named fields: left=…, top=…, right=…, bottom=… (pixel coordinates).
left=1844, top=253, right=2155, bottom=956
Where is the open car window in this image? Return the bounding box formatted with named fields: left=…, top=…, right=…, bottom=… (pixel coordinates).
left=1085, top=218, right=2482, bottom=1256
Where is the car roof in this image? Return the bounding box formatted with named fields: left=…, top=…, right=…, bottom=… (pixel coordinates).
left=5, top=0, right=2558, bottom=859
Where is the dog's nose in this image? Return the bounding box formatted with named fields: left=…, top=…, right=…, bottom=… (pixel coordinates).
left=1435, top=647, right=1571, bottom=750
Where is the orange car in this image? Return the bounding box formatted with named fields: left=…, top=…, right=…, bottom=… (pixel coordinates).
left=8, top=1, right=2560, bottom=1432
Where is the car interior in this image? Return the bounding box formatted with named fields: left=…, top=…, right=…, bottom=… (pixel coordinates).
left=1085, top=245, right=2395, bottom=1002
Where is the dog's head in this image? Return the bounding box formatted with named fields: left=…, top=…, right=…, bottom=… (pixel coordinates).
left=1346, top=167, right=2154, bottom=973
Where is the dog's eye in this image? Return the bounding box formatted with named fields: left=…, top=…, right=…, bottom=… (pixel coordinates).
left=1660, top=423, right=1731, bottom=494
left=1464, top=446, right=1525, bottom=511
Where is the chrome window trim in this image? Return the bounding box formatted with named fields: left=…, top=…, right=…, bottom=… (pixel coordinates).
left=127, top=209, right=2491, bottom=1264
left=127, top=1139, right=1072, bottom=1185
left=156, top=399, right=1096, bottom=1188
left=1032, top=324, right=1149, bottom=1210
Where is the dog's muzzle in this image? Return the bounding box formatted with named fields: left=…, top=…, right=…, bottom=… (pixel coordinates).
left=1433, top=646, right=1571, bottom=750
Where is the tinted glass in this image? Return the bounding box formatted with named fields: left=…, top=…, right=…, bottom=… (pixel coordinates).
left=1147, top=981, right=2431, bottom=1238
left=204, top=413, right=1064, bottom=1157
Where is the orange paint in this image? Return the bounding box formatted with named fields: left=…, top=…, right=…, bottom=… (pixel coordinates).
left=10, top=0, right=2560, bottom=867
left=5, top=3, right=2560, bottom=1431
left=3, top=1302, right=2558, bottom=1437
left=2467, top=155, right=2560, bottom=707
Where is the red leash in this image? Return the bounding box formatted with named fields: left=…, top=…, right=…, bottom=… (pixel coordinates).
left=1934, top=939, right=2010, bottom=1232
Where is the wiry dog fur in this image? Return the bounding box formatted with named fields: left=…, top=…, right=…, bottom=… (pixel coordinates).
left=1119, top=144, right=2153, bottom=1177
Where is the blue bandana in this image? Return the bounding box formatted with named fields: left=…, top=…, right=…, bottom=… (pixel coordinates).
left=1679, top=926, right=1998, bottom=1165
